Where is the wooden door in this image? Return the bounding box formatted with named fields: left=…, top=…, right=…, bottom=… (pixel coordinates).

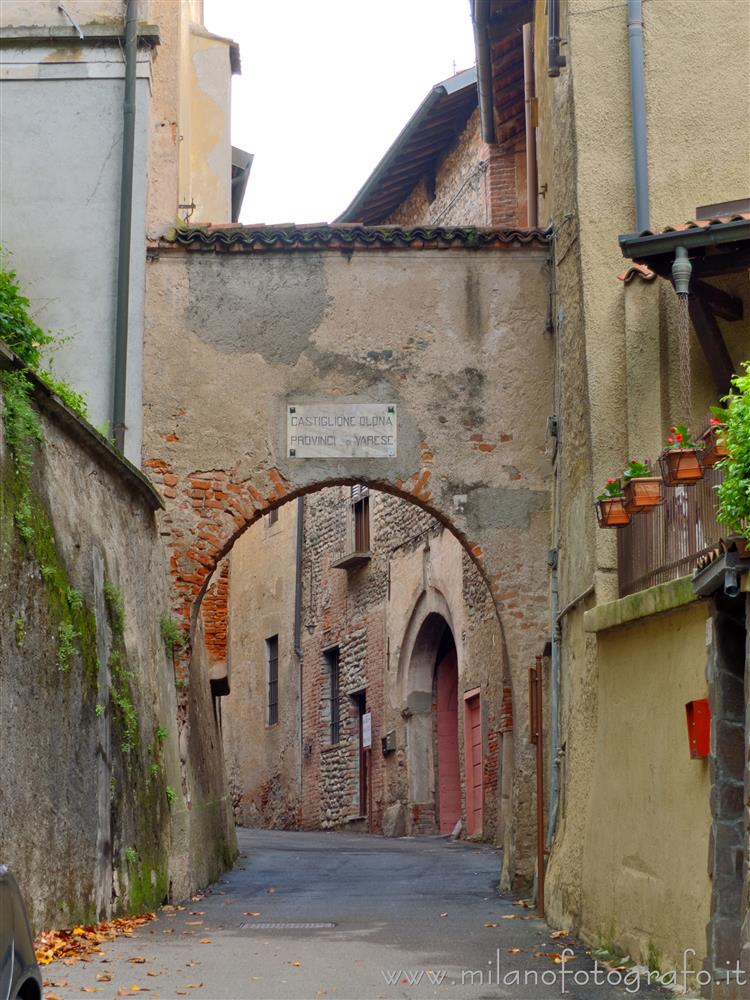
left=435, top=646, right=460, bottom=834
left=464, top=691, right=483, bottom=836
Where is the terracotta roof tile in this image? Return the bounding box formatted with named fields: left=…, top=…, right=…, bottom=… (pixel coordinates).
left=617, top=262, right=657, bottom=283
left=639, top=212, right=750, bottom=237
left=160, top=223, right=551, bottom=252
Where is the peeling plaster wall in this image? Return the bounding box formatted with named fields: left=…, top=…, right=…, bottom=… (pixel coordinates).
left=143, top=241, right=552, bottom=884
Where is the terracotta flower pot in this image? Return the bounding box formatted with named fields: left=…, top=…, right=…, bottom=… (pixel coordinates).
left=623, top=476, right=664, bottom=513
left=700, top=424, right=728, bottom=469
left=595, top=497, right=631, bottom=528
left=658, top=448, right=704, bottom=486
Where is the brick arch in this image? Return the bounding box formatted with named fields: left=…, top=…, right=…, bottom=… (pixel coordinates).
left=143, top=227, right=552, bottom=885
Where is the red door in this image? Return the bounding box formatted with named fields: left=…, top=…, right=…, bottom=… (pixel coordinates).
left=464, top=692, right=483, bottom=836
left=436, top=646, right=461, bottom=834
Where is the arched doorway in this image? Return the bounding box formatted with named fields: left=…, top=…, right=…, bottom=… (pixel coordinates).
left=435, top=629, right=460, bottom=835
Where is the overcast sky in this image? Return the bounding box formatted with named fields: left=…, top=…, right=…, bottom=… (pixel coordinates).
left=204, top=1, right=477, bottom=224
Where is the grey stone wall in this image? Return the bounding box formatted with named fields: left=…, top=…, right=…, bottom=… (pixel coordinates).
left=0, top=365, right=234, bottom=930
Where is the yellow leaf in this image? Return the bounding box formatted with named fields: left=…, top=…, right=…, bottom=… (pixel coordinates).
left=508, top=947, right=523, bottom=954
left=198, top=938, right=212, bottom=945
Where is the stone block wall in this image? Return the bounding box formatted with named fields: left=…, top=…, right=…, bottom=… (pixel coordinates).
left=386, top=109, right=527, bottom=227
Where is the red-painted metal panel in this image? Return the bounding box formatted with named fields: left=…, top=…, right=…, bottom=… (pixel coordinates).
left=686, top=699, right=711, bottom=759
left=436, top=647, right=461, bottom=834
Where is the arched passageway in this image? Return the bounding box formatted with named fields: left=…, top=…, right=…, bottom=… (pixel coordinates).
left=143, top=224, right=552, bottom=885
left=435, top=628, right=461, bottom=835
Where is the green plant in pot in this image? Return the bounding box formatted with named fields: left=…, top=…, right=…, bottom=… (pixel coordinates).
left=700, top=409, right=729, bottom=469
left=658, top=425, right=704, bottom=486
left=622, top=459, right=664, bottom=513
left=716, top=362, right=750, bottom=542
left=595, top=478, right=630, bottom=528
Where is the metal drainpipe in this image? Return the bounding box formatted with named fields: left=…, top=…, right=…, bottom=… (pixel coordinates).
left=546, top=230, right=562, bottom=852
left=113, top=0, right=138, bottom=453
left=522, top=23, right=538, bottom=228
left=294, top=496, right=305, bottom=793
left=627, top=0, right=650, bottom=232
left=473, top=0, right=496, bottom=144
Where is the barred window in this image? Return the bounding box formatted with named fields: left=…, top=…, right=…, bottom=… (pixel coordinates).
left=326, top=647, right=340, bottom=744
left=267, top=635, right=279, bottom=725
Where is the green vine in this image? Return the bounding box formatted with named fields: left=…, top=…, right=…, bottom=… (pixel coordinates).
left=159, top=614, right=184, bottom=655
left=0, top=258, right=88, bottom=420
left=105, top=580, right=139, bottom=756
left=717, top=362, right=750, bottom=539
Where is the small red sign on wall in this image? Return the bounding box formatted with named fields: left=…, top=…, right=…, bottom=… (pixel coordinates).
left=685, top=699, right=711, bottom=759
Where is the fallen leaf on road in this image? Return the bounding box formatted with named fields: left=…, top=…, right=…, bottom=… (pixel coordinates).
left=190, top=912, right=205, bottom=916
left=267, top=887, right=277, bottom=894
left=198, top=939, right=212, bottom=944
left=550, top=930, right=567, bottom=939
left=508, top=947, right=523, bottom=954
left=316, top=992, right=327, bottom=997
left=291, top=962, right=301, bottom=967
left=147, top=972, right=160, bottom=978
left=117, top=990, right=129, bottom=996
left=533, top=951, right=546, bottom=958
left=176, top=993, right=187, bottom=996
left=81, top=987, right=100, bottom=992
left=36, top=915, right=155, bottom=966
left=128, top=957, right=147, bottom=964
left=45, top=994, right=63, bottom=1000
left=191, top=895, right=203, bottom=902
left=242, top=912, right=260, bottom=917
left=96, top=974, right=111, bottom=982
left=440, top=912, right=448, bottom=917
left=47, top=980, right=69, bottom=988
left=501, top=915, right=516, bottom=920
left=184, top=984, right=203, bottom=989
left=484, top=922, right=499, bottom=928
left=186, top=921, right=203, bottom=926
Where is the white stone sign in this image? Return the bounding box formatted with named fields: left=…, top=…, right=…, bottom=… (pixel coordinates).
left=362, top=712, right=372, bottom=750
left=287, top=403, right=397, bottom=459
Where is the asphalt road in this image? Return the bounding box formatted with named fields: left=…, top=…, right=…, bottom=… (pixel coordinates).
left=49, top=829, right=669, bottom=1000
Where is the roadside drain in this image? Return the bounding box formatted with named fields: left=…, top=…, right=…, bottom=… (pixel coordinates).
left=240, top=922, right=337, bottom=930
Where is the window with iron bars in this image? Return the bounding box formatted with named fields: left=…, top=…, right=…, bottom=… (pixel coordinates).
left=267, top=635, right=279, bottom=725
left=326, top=647, right=340, bottom=745
left=349, top=484, right=370, bottom=553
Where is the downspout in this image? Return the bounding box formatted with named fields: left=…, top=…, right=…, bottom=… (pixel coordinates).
left=627, top=0, right=650, bottom=231
left=473, top=0, right=496, bottom=143
left=522, top=23, right=538, bottom=228
left=546, top=230, right=562, bottom=852
left=113, top=0, right=138, bottom=453
left=294, top=496, right=305, bottom=795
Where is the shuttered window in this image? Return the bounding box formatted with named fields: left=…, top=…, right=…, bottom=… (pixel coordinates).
left=351, top=484, right=370, bottom=552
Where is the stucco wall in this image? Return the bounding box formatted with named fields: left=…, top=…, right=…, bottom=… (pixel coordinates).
left=221, top=502, right=301, bottom=828
left=582, top=601, right=712, bottom=972
left=532, top=0, right=750, bottom=959
left=143, top=237, right=552, bottom=883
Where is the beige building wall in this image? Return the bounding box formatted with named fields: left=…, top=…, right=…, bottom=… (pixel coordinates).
left=532, top=0, right=750, bottom=972
left=221, top=503, right=301, bottom=828
left=582, top=601, right=712, bottom=972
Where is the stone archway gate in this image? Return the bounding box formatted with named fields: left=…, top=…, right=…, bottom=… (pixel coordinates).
left=143, top=223, right=552, bottom=887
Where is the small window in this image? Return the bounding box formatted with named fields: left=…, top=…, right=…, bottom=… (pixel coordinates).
left=351, top=484, right=370, bottom=552
left=267, top=635, right=279, bottom=725
left=268, top=507, right=279, bottom=526
left=327, top=647, right=340, bottom=744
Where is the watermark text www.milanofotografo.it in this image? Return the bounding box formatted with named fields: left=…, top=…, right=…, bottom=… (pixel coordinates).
left=381, top=949, right=747, bottom=994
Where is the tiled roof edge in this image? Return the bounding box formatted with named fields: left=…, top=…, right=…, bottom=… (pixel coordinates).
left=160, top=224, right=552, bottom=251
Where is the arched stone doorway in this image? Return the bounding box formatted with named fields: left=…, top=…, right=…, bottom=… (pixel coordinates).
left=143, top=225, right=552, bottom=886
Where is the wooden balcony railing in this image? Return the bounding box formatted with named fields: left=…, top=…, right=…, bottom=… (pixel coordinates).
left=617, top=467, right=726, bottom=597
